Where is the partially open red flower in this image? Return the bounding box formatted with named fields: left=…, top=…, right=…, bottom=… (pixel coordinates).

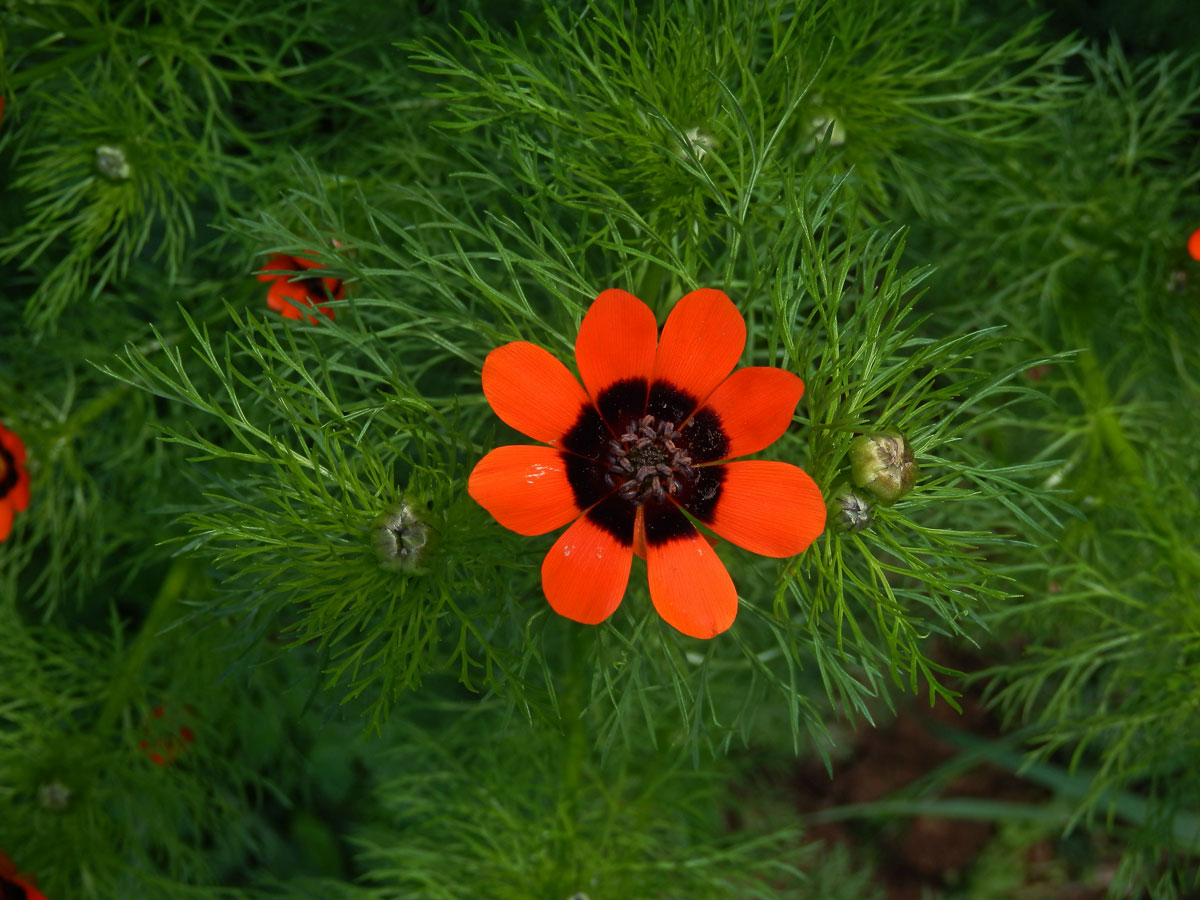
left=1189, top=227, right=1200, bottom=262
left=0, top=852, right=50, bottom=900
left=256, top=252, right=342, bottom=323
left=0, top=422, right=31, bottom=543
left=468, top=288, right=825, bottom=638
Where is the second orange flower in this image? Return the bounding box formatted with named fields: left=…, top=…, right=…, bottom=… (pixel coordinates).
left=256, top=252, right=343, bottom=323
left=0, top=422, right=31, bottom=543
left=468, top=288, right=825, bottom=639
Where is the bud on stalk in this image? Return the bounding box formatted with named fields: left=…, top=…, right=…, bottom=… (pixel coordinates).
left=372, top=499, right=432, bottom=573
left=96, top=144, right=132, bottom=180
left=827, top=483, right=873, bottom=533
left=848, top=433, right=918, bottom=505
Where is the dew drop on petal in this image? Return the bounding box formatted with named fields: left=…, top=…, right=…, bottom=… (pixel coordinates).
left=525, top=463, right=549, bottom=484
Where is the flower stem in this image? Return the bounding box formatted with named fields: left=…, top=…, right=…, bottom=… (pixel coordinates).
left=59, top=383, right=130, bottom=443
left=553, top=626, right=590, bottom=893
left=1079, top=350, right=1142, bottom=483
left=95, top=557, right=197, bottom=736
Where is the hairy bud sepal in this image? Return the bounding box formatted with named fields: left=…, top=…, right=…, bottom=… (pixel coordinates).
left=827, top=483, right=873, bottom=533
left=848, top=433, right=918, bottom=505
left=372, top=499, right=433, bottom=574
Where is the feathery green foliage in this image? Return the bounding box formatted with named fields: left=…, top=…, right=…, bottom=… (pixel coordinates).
left=901, top=35, right=1200, bottom=896
left=351, top=702, right=810, bottom=900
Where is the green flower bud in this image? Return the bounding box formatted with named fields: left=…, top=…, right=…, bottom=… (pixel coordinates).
left=96, top=144, right=132, bottom=180
left=372, top=499, right=431, bottom=574
left=827, top=483, right=873, bottom=533
left=848, top=432, right=918, bottom=505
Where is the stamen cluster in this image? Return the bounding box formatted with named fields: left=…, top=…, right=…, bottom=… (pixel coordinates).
left=604, top=414, right=696, bottom=505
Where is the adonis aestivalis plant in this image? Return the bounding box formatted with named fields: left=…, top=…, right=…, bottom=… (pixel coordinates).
left=469, top=289, right=825, bottom=638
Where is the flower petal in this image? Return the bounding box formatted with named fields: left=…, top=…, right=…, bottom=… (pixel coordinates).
left=0, top=427, right=26, bottom=465
left=646, top=516, right=738, bottom=639
left=9, top=476, right=29, bottom=512
left=267, top=280, right=307, bottom=319
left=699, top=460, right=825, bottom=557
left=695, top=367, right=805, bottom=462
left=541, top=514, right=633, bottom=625
left=575, top=288, right=658, bottom=402
left=632, top=507, right=646, bottom=559
left=256, top=254, right=299, bottom=281
left=633, top=511, right=715, bottom=561
left=468, top=445, right=584, bottom=536
left=0, top=501, right=12, bottom=542
left=652, top=288, right=745, bottom=405
left=273, top=279, right=335, bottom=322
left=482, top=342, right=591, bottom=445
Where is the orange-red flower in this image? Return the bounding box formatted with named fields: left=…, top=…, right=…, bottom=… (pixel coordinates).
left=256, top=252, right=343, bottom=323
left=0, top=422, right=30, bottom=543
left=468, top=288, right=825, bottom=639
left=1189, top=227, right=1200, bottom=262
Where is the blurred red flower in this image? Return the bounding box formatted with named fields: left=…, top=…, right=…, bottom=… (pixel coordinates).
left=256, top=252, right=343, bottom=323
left=0, top=422, right=31, bottom=542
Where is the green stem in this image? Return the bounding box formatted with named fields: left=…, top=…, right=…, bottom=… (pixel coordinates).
left=57, top=329, right=186, bottom=445
left=1078, top=350, right=1142, bottom=483
left=95, top=557, right=196, bottom=735
left=58, top=382, right=130, bottom=443
left=554, top=626, right=591, bottom=894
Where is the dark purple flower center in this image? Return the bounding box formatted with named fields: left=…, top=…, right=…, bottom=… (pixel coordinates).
left=560, top=378, right=731, bottom=547
left=292, top=275, right=339, bottom=302
left=604, top=414, right=696, bottom=505
left=0, top=443, right=16, bottom=498
left=2, top=872, right=29, bottom=900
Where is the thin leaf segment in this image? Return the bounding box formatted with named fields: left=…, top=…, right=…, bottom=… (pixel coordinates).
left=469, top=289, right=825, bottom=638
